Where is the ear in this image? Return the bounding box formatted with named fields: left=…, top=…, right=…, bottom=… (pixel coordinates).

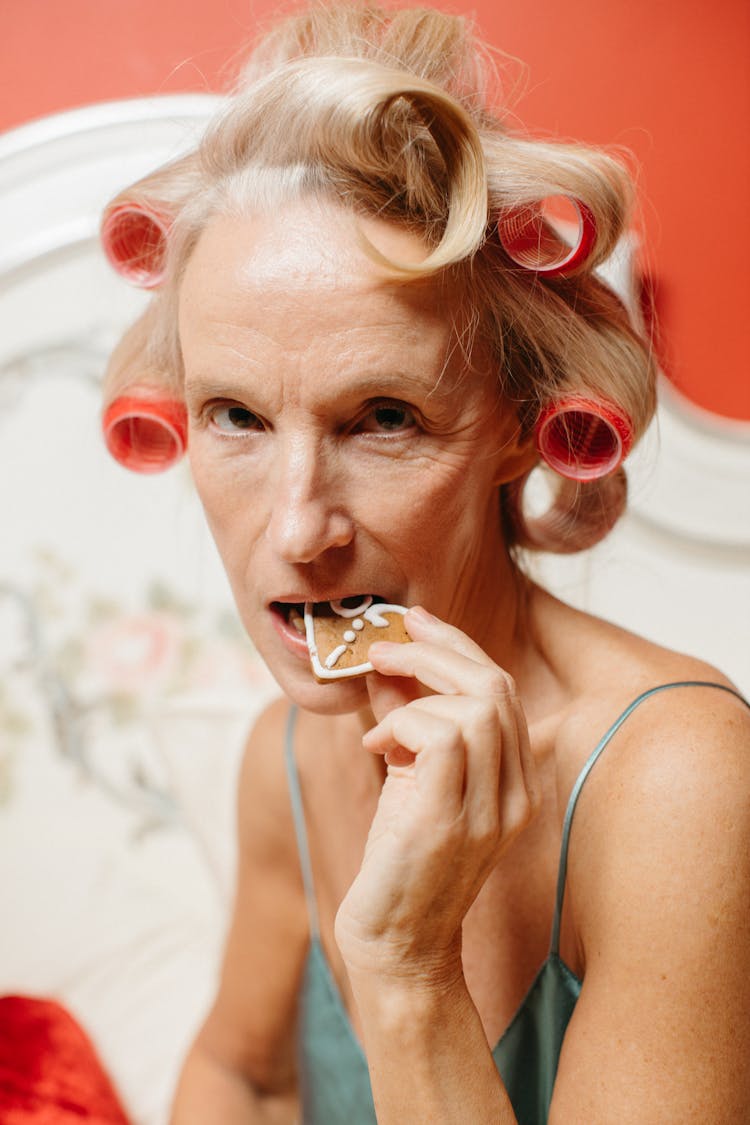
left=491, top=420, right=538, bottom=486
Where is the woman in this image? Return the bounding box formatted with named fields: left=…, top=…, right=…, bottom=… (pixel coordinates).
left=100, top=6, right=750, bottom=1122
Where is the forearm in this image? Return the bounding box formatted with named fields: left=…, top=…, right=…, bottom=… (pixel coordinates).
left=170, top=1041, right=298, bottom=1125
left=348, top=967, right=518, bottom=1125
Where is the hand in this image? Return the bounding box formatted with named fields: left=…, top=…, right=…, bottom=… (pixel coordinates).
left=334, top=606, right=540, bottom=984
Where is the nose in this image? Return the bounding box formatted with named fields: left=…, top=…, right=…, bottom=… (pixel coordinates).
left=265, top=434, right=355, bottom=564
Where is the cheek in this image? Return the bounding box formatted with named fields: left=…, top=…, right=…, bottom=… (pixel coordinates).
left=189, top=449, right=227, bottom=532
left=363, top=459, right=496, bottom=557
left=188, top=443, right=259, bottom=563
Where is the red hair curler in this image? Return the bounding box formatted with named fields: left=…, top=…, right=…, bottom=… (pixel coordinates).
left=100, top=203, right=172, bottom=289
left=535, top=396, right=633, bottom=481
left=497, top=196, right=597, bottom=277
left=102, top=393, right=187, bottom=473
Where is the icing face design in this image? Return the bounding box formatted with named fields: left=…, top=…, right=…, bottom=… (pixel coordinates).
left=304, top=596, right=409, bottom=680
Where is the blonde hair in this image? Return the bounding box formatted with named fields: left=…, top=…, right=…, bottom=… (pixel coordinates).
left=103, top=2, right=657, bottom=552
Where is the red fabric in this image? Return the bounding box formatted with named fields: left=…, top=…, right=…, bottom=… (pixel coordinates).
left=0, top=996, right=130, bottom=1124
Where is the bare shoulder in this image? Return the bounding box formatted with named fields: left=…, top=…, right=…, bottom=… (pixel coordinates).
left=543, top=593, right=748, bottom=805
left=563, top=663, right=750, bottom=899
left=549, top=644, right=750, bottom=1120
left=196, top=696, right=309, bottom=1094
left=233, top=694, right=314, bottom=939
left=552, top=621, right=750, bottom=930
left=236, top=694, right=297, bottom=846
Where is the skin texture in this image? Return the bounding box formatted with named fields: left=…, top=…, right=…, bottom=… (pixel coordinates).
left=170, top=199, right=750, bottom=1124
left=180, top=202, right=534, bottom=716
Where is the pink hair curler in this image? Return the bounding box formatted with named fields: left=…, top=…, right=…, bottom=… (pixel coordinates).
left=102, top=395, right=187, bottom=473
left=497, top=196, right=597, bottom=277
left=535, top=396, right=633, bottom=481
left=100, top=203, right=171, bottom=289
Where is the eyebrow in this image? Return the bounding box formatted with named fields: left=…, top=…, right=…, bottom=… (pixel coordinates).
left=183, top=367, right=454, bottom=405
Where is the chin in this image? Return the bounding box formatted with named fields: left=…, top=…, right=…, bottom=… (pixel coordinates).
left=266, top=658, right=371, bottom=717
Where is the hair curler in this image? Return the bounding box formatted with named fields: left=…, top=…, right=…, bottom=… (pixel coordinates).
left=534, top=396, right=633, bottom=481
left=100, top=202, right=172, bottom=289
left=101, top=302, right=186, bottom=472
left=497, top=196, right=596, bottom=277
left=102, top=390, right=187, bottom=474
left=99, top=150, right=201, bottom=288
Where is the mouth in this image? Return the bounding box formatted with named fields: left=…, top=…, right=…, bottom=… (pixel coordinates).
left=271, top=594, right=387, bottom=636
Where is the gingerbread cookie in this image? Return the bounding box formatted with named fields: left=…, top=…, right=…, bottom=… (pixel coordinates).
left=304, top=596, right=410, bottom=680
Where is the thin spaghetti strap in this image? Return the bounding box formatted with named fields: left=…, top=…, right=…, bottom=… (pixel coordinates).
left=283, top=705, right=320, bottom=939
left=549, top=680, right=749, bottom=956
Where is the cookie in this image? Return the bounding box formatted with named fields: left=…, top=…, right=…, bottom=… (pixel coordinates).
left=304, top=596, right=410, bottom=680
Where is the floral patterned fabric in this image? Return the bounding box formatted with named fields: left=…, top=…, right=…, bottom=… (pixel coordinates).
left=0, top=342, right=278, bottom=1124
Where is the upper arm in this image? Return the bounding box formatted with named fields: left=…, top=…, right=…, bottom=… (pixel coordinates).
left=551, top=686, right=750, bottom=1124
left=196, top=697, right=309, bottom=1095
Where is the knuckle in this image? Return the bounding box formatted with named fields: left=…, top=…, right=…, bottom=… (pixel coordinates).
left=494, top=787, right=539, bottom=850
left=414, top=708, right=463, bottom=754
left=483, top=667, right=516, bottom=699
left=512, top=789, right=536, bottom=831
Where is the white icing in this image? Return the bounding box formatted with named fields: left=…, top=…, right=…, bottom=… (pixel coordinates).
left=303, top=600, right=408, bottom=680
left=324, top=644, right=348, bottom=669
left=343, top=630, right=356, bottom=643
left=330, top=596, right=373, bottom=618
left=363, top=604, right=409, bottom=628
left=303, top=603, right=318, bottom=657
left=352, top=618, right=364, bottom=631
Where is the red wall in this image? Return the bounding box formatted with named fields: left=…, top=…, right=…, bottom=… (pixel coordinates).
left=3, top=0, right=748, bottom=420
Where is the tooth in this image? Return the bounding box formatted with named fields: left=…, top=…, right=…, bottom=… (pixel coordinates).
left=289, top=607, right=306, bottom=634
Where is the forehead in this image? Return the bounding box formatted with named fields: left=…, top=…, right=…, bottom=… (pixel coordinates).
left=177, top=202, right=492, bottom=414
left=182, top=200, right=449, bottom=330
left=181, top=197, right=437, bottom=297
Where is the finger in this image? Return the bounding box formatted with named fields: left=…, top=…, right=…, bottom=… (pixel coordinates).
left=512, top=696, right=541, bottom=817
left=405, top=606, right=496, bottom=664
left=369, top=636, right=515, bottom=704
left=395, top=694, right=535, bottom=844
left=366, top=668, right=423, bottom=725
left=366, top=694, right=504, bottom=833
left=364, top=705, right=467, bottom=822
left=493, top=698, right=537, bottom=838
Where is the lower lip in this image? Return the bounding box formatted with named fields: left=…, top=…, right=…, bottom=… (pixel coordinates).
left=270, top=606, right=310, bottom=661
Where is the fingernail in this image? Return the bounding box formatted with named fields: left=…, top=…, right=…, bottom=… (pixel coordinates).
left=407, top=605, right=438, bottom=625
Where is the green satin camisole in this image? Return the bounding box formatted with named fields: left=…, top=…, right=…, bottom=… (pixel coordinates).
left=284, top=681, right=746, bottom=1124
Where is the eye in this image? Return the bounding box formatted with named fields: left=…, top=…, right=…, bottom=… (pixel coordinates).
left=209, top=403, right=264, bottom=434
left=356, top=400, right=417, bottom=435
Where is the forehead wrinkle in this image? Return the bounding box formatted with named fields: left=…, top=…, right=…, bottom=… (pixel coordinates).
left=183, top=294, right=458, bottom=398
left=178, top=202, right=485, bottom=410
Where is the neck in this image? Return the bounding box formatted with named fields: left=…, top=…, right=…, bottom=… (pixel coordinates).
left=465, top=549, right=531, bottom=676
